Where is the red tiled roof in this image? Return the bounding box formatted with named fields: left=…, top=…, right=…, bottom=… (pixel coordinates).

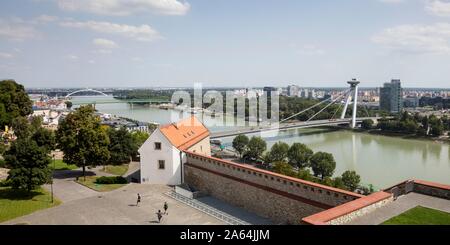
left=160, top=115, right=210, bottom=151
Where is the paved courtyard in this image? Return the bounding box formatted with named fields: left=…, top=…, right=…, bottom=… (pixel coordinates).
left=348, top=192, right=450, bottom=225
left=2, top=169, right=270, bottom=225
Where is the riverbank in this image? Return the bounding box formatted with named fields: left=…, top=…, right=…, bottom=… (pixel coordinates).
left=346, top=128, right=450, bottom=145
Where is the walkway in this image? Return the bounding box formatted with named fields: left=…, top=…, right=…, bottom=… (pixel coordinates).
left=166, top=191, right=273, bottom=225
left=347, top=193, right=450, bottom=225
left=3, top=184, right=224, bottom=225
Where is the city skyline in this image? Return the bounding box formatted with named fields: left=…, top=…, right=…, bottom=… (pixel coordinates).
left=2, top=0, right=450, bottom=88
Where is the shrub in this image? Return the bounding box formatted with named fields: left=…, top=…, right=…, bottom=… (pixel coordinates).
left=0, top=179, right=11, bottom=187
left=0, top=159, right=6, bottom=168
left=95, top=176, right=128, bottom=185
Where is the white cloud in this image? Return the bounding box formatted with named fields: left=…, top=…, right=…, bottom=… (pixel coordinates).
left=132, top=57, right=144, bottom=62
left=372, top=23, right=450, bottom=54
left=0, top=18, right=41, bottom=41
left=60, top=20, right=162, bottom=42
left=56, top=0, right=190, bottom=16
left=0, top=52, right=14, bottom=59
left=34, top=15, right=59, bottom=23
left=93, top=38, right=118, bottom=49
left=426, top=0, right=450, bottom=17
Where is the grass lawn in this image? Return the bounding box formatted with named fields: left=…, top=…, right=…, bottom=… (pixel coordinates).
left=49, top=160, right=78, bottom=171
left=101, top=164, right=129, bottom=176
left=75, top=176, right=127, bottom=192
left=383, top=206, right=450, bottom=225
left=0, top=187, right=61, bottom=223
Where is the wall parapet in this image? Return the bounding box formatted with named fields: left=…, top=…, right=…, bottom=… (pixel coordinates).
left=301, top=191, right=393, bottom=225
left=184, top=151, right=363, bottom=208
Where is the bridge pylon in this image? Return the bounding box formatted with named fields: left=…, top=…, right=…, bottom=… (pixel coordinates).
left=341, top=78, right=360, bottom=128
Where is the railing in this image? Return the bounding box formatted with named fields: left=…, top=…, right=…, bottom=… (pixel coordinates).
left=165, top=191, right=250, bottom=225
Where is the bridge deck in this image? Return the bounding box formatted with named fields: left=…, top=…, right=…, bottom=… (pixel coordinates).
left=210, top=117, right=380, bottom=139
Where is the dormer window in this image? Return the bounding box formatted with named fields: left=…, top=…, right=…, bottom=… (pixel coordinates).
left=154, top=142, right=162, bottom=150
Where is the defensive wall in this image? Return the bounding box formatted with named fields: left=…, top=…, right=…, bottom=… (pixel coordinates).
left=302, top=179, right=450, bottom=225
left=183, top=151, right=363, bottom=225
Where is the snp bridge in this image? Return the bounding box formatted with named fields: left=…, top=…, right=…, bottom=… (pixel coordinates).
left=210, top=117, right=379, bottom=139
left=211, top=78, right=376, bottom=139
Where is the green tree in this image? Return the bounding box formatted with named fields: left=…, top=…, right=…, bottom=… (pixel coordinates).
left=32, top=127, right=56, bottom=152
left=245, top=136, right=267, bottom=161
left=272, top=161, right=296, bottom=177
left=65, top=101, right=73, bottom=110
left=297, top=169, right=313, bottom=181
left=108, top=127, right=137, bottom=164
left=268, top=142, right=289, bottom=163
left=131, top=131, right=150, bottom=148
left=361, top=119, right=374, bottom=130
left=429, top=115, right=444, bottom=136
left=5, top=139, right=52, bottom=192
left=310, top=152, right=336, bottom=180
left=333, top=177, right=346, bottom=190
left=341, top=170, right=361, bottom=191
left=11, top=117, right=31, bottom=139
left=0, top=80, right=33, bottom=128
left=232, top=134, right=249, bottom=159
left=287, top=143, right=313, bottom=169
left=57, top=105, right=110, bottom=179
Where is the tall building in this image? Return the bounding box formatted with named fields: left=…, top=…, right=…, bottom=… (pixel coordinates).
left=287, top=85, right=300, bottom=97
left=380, top=79, right=403, bottom=113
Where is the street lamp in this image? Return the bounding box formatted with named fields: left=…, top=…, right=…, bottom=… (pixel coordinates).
left=51, top=153, right=55, bottom=203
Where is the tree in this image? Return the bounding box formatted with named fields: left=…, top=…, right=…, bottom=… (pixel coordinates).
left=287, top=143, right=313, bottom=169
left=65, top=101, right=73, bottom=110
left=341, top=170, right=361, bottom=191
left=57, top=105, right=110, bottom=179
left=272, top=162, right=296, bottom=177
left=333, top=177, right=346, bottom=190
left=310, top=152, right=336, bottom=180
left=11, top=117, right=31, bottom=139
left=245, top=136, right=267, bottom=161
left=232, top=134, right=249, bottom=159
left=0, top=80, right=33, bottom=128
left=32, top=127, right=56, bottom=152
left=361, top=119, right=374, bottom=130
left=5, top=139, right=52, bottom=192
left=108, top=127, right=137, bottom=164
left=268, top=142, right=289, bottom=163
left=429, top=115, right=444, bottom=136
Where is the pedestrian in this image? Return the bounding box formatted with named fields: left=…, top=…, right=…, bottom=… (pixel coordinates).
left=163, top=201, right=168, bottom=214
left=136, top=193, right=141, bottom=207
left=157, top=210, right=163, bottom=223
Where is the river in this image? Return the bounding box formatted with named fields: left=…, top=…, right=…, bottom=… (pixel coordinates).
left=73, top=96, right=450, bottom=189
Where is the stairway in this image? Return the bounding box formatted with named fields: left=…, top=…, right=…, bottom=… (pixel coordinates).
left=165, top=191, right=251, bottom=225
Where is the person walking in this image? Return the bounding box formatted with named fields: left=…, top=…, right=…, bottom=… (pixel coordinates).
left=136, top=193, right=141, bottom=207
left=156, top=210, right=163, bottom=223
left=163, top=202, right=168, bottom=214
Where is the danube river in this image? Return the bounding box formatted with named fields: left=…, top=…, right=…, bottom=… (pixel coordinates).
left=73, top=96, right=450, bottom=189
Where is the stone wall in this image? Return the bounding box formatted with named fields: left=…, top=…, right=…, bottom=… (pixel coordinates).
left=183, top=152, right=363, bottom=224
left=302, top=191, right=393, bottom=225
left=413, top=180, right=450, bottom=200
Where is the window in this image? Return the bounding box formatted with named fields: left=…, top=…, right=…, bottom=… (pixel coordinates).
left=158, top=160, right=165, bottom=170
left=154, top=142, right=162, bottom=150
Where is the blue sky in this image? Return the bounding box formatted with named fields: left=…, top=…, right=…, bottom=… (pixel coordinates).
left=1, top=0, right=450, bottom=88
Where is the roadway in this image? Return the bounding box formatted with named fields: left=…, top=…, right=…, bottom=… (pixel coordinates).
left=210, top=117, right=381, bottom=139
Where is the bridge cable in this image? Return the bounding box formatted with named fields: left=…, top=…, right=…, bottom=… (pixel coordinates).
left=280, top=88, right=351, bottom=123
left=307, top=89, right=353, bottom=122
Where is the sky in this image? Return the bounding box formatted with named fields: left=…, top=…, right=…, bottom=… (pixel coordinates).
left=1, top=0, right=450, bottom=88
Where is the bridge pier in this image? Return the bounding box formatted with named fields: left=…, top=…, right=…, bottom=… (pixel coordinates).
left=341, top=79, right=360, bottom=128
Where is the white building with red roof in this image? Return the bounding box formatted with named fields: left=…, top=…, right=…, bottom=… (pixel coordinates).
left=138, top=116, right=211, bottom=185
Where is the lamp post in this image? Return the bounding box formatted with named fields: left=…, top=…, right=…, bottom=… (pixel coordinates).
left=51, top=153, right=55, bottom=203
